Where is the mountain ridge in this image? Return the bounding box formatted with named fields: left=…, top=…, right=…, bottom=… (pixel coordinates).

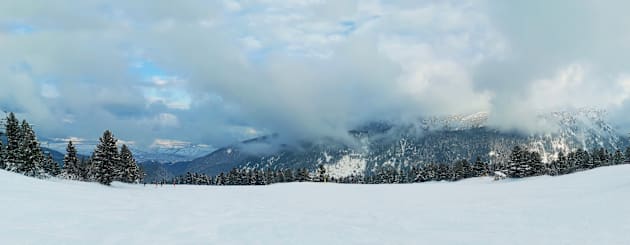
left=140, top=109, right=630, bottom=182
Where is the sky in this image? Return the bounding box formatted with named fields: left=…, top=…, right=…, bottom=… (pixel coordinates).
left=1, top=0, right=630, bottom=150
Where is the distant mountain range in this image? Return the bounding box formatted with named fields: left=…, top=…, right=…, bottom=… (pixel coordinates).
left=41, top=138, right=211, bottom=163
left=139, top=109, right=630, bottom=182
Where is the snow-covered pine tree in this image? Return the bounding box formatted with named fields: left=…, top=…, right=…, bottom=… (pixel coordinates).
left=18, top=120, right=44, bottom=177
left=528, top=151, right=544, bottom=176
left=612, top=150, right=624, bottom=165
left=42, top=153, right=60, bottom=177
left=316, top=164, right=327, bottom=182
left=472, top=157, right=488, bottom=177
left=577, top=149, right=591, bottom=170
left=506, top=146, right=530, bottom=178
left=62, top=140, right=82, bottom=180
left=0, top=139, right=5, bottom=169
left=555, top=151, right=569, bottom=175
left=420, top=163, right=438, bottom=182
left=436, top=163, right=451, bottom=181
left=624, top=147, right=630, bottom=164
left=83, top=154, right=95, bottom=181
left=4, top=112, right=21, bottom=171
left=118, top=144, right=141, bottom=183
left=451, top=160, right=466, bottom=181
left=283, top=169, right=294, bottom=182
left=91, top=130, right=120, bottom=185
left=296, top=168, right=310, bottom=182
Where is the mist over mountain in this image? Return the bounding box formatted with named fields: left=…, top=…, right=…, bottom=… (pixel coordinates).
left=140, top=109, right=629, bottom=182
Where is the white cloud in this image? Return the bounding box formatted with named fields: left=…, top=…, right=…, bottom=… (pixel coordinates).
left=150, top=138, right=191, bottom=149
left=155, top=113, right=179, bottom=127
left=2, top=0, right=630, bottom=148
left=222, top=0, right=242, bottom=12
left=40, top=83, right=60, bottom=99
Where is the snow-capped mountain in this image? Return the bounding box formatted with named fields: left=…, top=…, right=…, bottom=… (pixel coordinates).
left=131, top=144, right=213, bottom=163
left=40, top=138, right=212, bottom=163
left=141, top=109, right=628, bottom=181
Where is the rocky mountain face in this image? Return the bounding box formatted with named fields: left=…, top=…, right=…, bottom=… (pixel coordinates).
left=141, top=109, right=629, bottom=182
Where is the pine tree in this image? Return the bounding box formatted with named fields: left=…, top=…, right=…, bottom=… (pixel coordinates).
left=4, top=112, right=21, bottom=171
left=419, top=163, right=438, bottom=182
left=91, top=130, right=120, bottom=185
left=612, top=150, right=624, bottom=165
left=528, top=151, right=544, bottom=176
left=62, top=141, right=82, bottom=180
left=555, top=151, right=569, bottom=174
left=624, top=147, right=630, bottom=164
left=42, top=153, right=60, bottom=176
left=472, top=157, right=488, bottom=177
left=436, top=164, right=451, bottom=181
left=452, top=160, right=470, bottom=181
left=296, top=168, right=310, bottom=182
left=316, top=164, right=328, bottom=182
left=0, top=139, right=5, bottom=169
left=117, top=144, right=141, bottom=183
left=18, top=120, right=44, bottom=177
left=505, top=146, right=539, bottom=178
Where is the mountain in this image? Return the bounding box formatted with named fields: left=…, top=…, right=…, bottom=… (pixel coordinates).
left=131, top=145, right=211, bottom=164
left=41, top=137, right=211, bottom=163
left=41, top=147, right=66, bottom=165
left=142, top=109, right=629, bottom=181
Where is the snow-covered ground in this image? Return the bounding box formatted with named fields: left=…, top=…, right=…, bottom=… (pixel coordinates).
left=2, top=166, right=630, bottom=245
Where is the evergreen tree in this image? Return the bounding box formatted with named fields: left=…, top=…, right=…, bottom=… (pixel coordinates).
left=91, top=130, right=120, bottom=185
left=296, top=168, right=310, bottom=182
left=436, top=163, right=451, bottom=181
left=62, top=141, right=82, bottom=180
left=419, top=163, right=438, bottom=182
left=42, top=153, right=60, bottom=176
left=18, top=120, right=44, bottom=177
left=472, top=157, right=488, bottom=177
left=117, top=144, right=142, bottom=183
left=505, top=146, right=536, bottom=178
left=612, top=150, right=624, bottom=165
left=0, top=139, right=5, bottom=169
left=4, top=112, right=21, bottom=171
left=625, top=147, right=630, bottom=164
left=316, top=164, right=328, bottom=182
left=528, top=151, right=544, bottom=176
left=555, top=151, right=570, bottom=175
left=452, top=159, right=470, bottom=181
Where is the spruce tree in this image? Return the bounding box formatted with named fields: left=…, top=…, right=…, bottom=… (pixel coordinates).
left=117, top=144, right=141, bottom=183
left=0, top=139, right=5, bottom=169
left=4, top=112, right=21, bottom=171
left=296, top=168, right=310, bottom=182
left=555, top=151, right=569, bottom=175
left=316, top=164, right=328, bottom=182
left=506, top=146, right=533, bottom=178
left=625, top=147, right=630, bottom=164
left=91, top=130, right=120, bottom=185
left=472, top=157, right=488, bottom=177
left=42, top=153, right=60, bottom=176
left=612, top=150, right=624, bottom=165
left=451, top=160, right=469, bottom=181
left=62, top=141, right=82, bottom=180
left=18, top=120, right=44, bottom=177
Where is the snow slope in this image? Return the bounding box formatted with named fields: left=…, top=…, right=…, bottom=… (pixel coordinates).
left=1, top=166, right=630, bottom=245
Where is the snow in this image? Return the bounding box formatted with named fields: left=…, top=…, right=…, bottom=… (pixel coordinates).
left=2, top=166, right=630, bottom=245
left=324, top=154, right=367, bottom=178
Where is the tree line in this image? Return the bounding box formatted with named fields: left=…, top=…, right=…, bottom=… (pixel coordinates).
left=0, top=112, right=142, bottom=185
left=168, top=145, right=630, bottom=186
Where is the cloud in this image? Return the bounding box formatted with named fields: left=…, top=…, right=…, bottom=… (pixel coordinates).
left=150, top=139, right=191, bottom=149
left=1, top=0, right=630, bottom=149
